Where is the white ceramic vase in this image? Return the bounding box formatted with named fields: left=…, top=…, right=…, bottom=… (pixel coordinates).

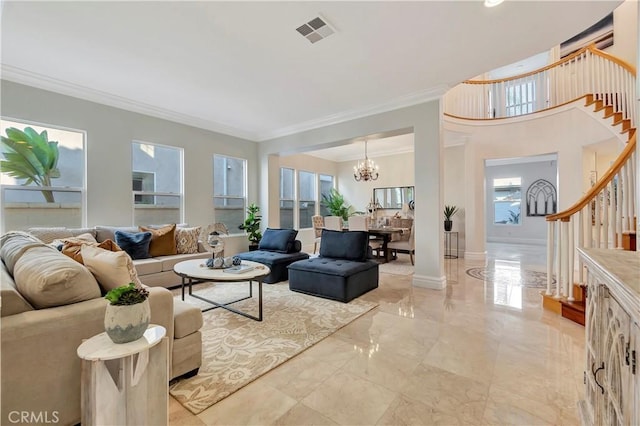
left=104, top=299, right=150, bottom=344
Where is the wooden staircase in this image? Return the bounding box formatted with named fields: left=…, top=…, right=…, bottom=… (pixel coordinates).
left=542, top=284, right=586, bottom=325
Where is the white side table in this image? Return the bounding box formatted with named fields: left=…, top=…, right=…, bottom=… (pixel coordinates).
left=77, top=324, right=168, bottom=426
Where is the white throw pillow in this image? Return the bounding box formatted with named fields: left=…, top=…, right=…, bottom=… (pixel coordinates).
left=13, top=245, right=101, bottom=309
left=81, top=245, right=142, bottom=292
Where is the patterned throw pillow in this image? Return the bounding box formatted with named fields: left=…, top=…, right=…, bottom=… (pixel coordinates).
left=175, top=226, right=201, bottom=254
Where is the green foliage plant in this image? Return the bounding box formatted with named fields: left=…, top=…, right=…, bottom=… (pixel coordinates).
left=321, top=188, right=354, bottom=221
left=507, top=210, right=521, bottom=224
left=104, top=283, right=149, bottom=306
left=443, top=205, right=459, bottom=221
left=0, top=127, right=61, bottom=202
left=239, top=203, right=262, bottom=244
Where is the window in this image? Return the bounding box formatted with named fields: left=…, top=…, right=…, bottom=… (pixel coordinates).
left=493, top=177, right=521, bottom=225
left=132, top=171, right=155, bottom=204
left=280, top=168, right=294, bottom=229
left=132, top=142, right=182, bottom=226
left=1, top=118, right=85, bottom=231
left=298, top=171, right=316, bottom=229
left=505, top=81, right=535, bottom=117
left=319, top=174, right=334, bottom=216
left=213, top=155, right=246, bottom=231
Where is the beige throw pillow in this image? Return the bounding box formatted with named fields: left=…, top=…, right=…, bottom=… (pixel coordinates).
left=13, top=245, right=101, bottom=309
left=175, top=226, right=201, bottom=254
left=81, top=245, right=142, bottom=292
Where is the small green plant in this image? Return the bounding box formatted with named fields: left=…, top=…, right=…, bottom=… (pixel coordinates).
left=321, top=188, right=354, bottom=221
left=0, top=127, right=61, bottom=202
left=239, top=203, right=262, bottom=244
left=105, top=283, right=149, bottom=306
left=443, top=205, right=459, bottom=221
left=507, top=210, right=521, bottom=224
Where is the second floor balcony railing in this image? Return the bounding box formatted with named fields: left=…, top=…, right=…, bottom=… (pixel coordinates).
left=443, top=44, right=636, bottom=129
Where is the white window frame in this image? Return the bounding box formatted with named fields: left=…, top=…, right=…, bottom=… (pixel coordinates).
left=213, top=154, right=247, bottom=235
left=0, top=117, right=87, bottom=232
left=298, top=170, right=316, bottom=229
left=131, top=141, right=184, bottom=225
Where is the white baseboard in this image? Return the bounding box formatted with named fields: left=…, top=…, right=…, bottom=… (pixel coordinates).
left=464, top=251, right=487, bottom=261
left=413, top=274, right=446, bottom=290
left=487, top=237, right=546, bottom=245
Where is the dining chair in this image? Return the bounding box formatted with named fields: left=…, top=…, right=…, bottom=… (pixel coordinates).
left=387, top=223, right=415, bottom=265
left=324, top=216, right=343, bottom=231
left=347, top=216, right=382, bottom=255
left=311, top=215, right=324, bottom=254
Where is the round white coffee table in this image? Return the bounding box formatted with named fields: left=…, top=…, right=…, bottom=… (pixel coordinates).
left=173, top=259, right=270, bottom=321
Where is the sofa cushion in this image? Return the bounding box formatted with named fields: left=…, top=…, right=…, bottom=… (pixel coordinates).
left=81, top=245, right=143, bottom=291
left=258, top=228, right=298, bottom=253
left=26, top=227, right=73, bottom=244
left=175, top=226, right=201, bottom=254
left=115, top=230, right=152, bottom=260
left=140, top=224, right=177, bottom=257
left=69, top=227, right=98, bottom=239
left=0, top=231, right=47, bottom=275
left=319, top=230, right=369, bottom=261
left=156, top=252, right=211, bottom=272
left=1, top=264, right=34, bottom=317
left=61, top=239, right=121, bottom=264
left=95, top=226, right=139, bottom=243
left=173, top=300, right=204, bottom=339
left=14, top=245, right=101, bottom=309
left=132, top=257, right=164, bottom=276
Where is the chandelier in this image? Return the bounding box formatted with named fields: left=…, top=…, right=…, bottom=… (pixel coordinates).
left=353, top=140, right=379, bottom=182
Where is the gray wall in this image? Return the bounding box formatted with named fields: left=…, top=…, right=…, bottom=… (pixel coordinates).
left=485, top=158, right=557, bottom=245
left=1, top=80, right=258, bottom=230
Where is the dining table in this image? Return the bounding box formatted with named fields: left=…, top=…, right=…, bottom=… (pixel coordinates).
left=366, top=227, right=405, bottom=263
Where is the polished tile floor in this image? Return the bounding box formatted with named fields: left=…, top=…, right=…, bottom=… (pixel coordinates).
left=170, top=243, right=585, bottom=425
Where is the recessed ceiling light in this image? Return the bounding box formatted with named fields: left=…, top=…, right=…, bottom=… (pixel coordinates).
left=484, top=0, right=505, bottom=7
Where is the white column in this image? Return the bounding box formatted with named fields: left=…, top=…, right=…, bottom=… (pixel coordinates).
left=462, top=141, right=487, bottom=261
left=546, top=221, right=555, bottom=295
left=412, top=99, right=446, bottom=290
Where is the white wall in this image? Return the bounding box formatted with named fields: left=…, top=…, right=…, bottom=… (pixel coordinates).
left=485, top=159, right=557, bottom=245
left=1, top=80, right=259, bottom=232
left=444, top=145, right=466, bottom=255
left=259, top=101, right=446, bottom=289
left=605, top=0, right=638, bottom=67
left=337, top=151, right=415, bottom=214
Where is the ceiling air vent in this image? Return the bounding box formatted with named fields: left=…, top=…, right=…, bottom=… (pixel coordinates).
left=296, top=16, right=335, bottom=44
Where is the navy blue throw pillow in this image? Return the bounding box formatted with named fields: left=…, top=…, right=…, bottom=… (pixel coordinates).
left=319, top=229, right=369, bottom=261
left=258, top=228, right=298, bottom=253
left=115, top=230, right=152, bottom=260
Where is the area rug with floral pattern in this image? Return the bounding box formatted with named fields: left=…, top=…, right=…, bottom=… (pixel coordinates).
left=169, top=281, right=377, bottom=414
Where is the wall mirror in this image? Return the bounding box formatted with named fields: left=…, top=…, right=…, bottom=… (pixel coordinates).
left=373, top=186, right=414, bottom=209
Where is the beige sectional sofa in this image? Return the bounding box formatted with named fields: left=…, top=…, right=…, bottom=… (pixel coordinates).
left=0, top=231, right=204, bottom=426
left=27, top=225, right=212, bottom=288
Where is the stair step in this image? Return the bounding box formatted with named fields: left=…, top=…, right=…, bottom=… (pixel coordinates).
left=603, top=106, right=614, bottom=117
left=560, top=300, right=585, bottom=326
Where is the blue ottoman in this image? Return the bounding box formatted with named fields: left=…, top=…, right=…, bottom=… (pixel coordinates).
left=288, top=229, right=379, bottom=302
left=236, top=228, right=309, bottom=284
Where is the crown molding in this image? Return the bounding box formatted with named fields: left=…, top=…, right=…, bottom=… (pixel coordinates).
left=256, top=84, right=450, bottom=141
left=1, top=64, right=261, bottom=141
left=2, top=64, right=448, bottom=144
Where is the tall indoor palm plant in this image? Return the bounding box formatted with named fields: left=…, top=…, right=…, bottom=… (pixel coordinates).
left=321, top=188, right=354, bottom=221
left=0, top=127, right=60, bottom=202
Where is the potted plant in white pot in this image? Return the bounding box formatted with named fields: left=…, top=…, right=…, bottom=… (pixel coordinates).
left=104, top=283, right=150, bottom=344
left=239, top=203, right=262, bottom=251
left=443, top=205, right=459, bottom=231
